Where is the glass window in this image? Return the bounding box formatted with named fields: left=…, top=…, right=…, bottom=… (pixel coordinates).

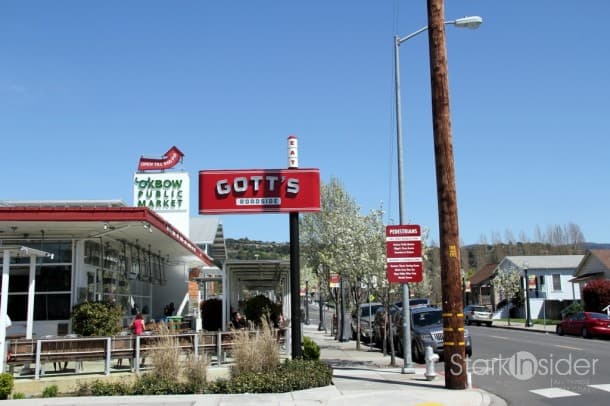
left=552, top=274, right=561, bottom=291
left=36, top=266, right=71, bottom=292
left=7, top=293, right=70, bottom=321
left=412, top=310, right=442, bottom=327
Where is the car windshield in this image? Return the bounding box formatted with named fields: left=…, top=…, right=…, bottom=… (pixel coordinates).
left=589, top=312, right=610, bottom=320
left=412, top=310, right=442, bottom=327
left=360, top=305, right=383, bottom=318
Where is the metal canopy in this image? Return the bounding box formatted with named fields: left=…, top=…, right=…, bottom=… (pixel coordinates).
left=0, top=206, right=214, bottom=267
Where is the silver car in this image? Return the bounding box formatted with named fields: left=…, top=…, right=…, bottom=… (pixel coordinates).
left=464, top=304, right=493, bottom=326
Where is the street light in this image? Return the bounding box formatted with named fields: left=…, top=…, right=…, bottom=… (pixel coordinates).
left=524, top=266, right=533, bottom=327
left=394, top=15, right=482, bottom=374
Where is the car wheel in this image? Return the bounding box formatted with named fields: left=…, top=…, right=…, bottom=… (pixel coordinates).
left=465, top=319, right=472, bottom=326
left=582, top=327, right=591, bottom=339
left=486, top=322, right=492, bottom=327
left=556, top=325, right=564, bottom=336
left=412, top=342, right=424, bottom=364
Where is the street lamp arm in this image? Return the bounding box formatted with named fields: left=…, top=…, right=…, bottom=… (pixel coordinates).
left=397, top=26, right=429, bottom=45
left=396, top=16, right=483, bottom=46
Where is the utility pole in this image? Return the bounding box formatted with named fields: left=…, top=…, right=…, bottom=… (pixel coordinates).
left=426, top=0, right=467, bottom=389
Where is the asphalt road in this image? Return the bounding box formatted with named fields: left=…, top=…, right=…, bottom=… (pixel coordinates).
left=467, top=325, right=610, bottom=406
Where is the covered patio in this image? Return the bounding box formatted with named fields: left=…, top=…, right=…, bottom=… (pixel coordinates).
left=222, top=260, right=290, bottom=330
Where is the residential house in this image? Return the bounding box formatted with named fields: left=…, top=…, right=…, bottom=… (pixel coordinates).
left=469, top=264, right=497, bottom=307
left=571, top=249, right=610, bottom=308
left=495, top=255, right=583, bottom=320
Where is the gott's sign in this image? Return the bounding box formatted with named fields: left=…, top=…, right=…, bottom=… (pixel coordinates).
left=199, top=168, right=320, bottom=214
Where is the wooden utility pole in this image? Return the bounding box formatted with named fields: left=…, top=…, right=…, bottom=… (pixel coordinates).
left=426, top=0, right=467, bottom=389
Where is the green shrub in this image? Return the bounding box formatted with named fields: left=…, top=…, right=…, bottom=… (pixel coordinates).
left=302, top=336, right=320, bottom=360
left=42, top=384, right=58, bottom=398
left=131, top=373, right=190, bottom=395
left=0, top=372, right=14, bottom=400
left=200, top=298, right=223, bottom=331
left=243, top=295, right=281, bottom=327
left=207, top=359, right=332, bottom=394
left=78, top=380, right=131, bottom=397
left=12, top=392, right=25, bottom=399
left=71, top=301, right=123, bottom=336
left=560, top=302, right=584, bottom=318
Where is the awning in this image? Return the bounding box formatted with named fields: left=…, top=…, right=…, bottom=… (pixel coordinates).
left=569, top=272, right=604, bottom=283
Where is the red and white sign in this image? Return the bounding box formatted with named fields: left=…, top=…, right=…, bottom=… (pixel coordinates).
left=198, top=168, right=321, bottom=214
left=138, top=146, right=184, bottom=171
left=386, top=224, right=423, bottom=283
left=329, top=273, right=340, bottom=288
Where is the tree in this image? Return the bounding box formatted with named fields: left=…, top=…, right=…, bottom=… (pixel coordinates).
left=71, top=301, right=123, bottom=336
left=300, top=177, right=362, bottom=343
left=582, top=279, right=610, bottom=312
left=301, top=178, right=394, bottom=354
left=492, top=267, right=521, bottom=325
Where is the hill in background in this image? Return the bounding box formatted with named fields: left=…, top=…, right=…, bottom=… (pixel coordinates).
left=226, top=238, right=290, bottom=260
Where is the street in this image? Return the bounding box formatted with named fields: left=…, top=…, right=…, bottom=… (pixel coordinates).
left=467, top=325, right=610, bottom=405
left=308, top=302, right=610, bottom=405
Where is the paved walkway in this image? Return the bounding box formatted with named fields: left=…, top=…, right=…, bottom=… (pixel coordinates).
left=4, top=320, right=555, bottom=405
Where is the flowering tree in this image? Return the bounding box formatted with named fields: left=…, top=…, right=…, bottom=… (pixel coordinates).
left=492, top=267, right=521, bottom=325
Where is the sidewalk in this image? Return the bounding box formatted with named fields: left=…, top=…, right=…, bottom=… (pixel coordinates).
left=4, top=323, right=508, bottom=406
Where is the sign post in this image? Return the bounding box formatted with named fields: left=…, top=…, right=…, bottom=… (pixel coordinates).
left=386, top=224, right=422, bottom=373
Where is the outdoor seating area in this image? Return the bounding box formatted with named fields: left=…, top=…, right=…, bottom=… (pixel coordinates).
left=5, top=330, right=251, bottom=380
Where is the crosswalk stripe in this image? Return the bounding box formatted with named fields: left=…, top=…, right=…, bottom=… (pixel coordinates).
left=589, top=384, right=610, bottom=392
left=530, top=388, right=580, bottom=398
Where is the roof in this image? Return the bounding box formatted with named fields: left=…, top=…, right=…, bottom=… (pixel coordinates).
left=470, top=264, right=497, bottom=285
left=502, top=255, right=584, bottom=270
left=189, top=216, right=227, bottom=261
left=587, top=249, right=610, bottom=269
left=0, top=205, right=214, bottom=266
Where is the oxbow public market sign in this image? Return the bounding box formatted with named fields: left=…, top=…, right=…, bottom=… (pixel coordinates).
left=134, top=174, right=187, bottom=211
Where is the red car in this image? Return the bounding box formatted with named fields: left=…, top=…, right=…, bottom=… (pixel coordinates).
left=556, top=311, right=610, bottom=338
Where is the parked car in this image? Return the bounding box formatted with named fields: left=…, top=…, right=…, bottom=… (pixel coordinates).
left=394, top=305, right=472, bottom=363
left=393, top=298, right=431, bottom=309
left=464, top=304, right=493, bottom=326
left=556, top=311, right=610, bottom=338
left=351, top=302, right=384, bottom=341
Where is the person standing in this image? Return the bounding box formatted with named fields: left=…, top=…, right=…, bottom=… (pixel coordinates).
left=131, top=313, right=146, bottom=367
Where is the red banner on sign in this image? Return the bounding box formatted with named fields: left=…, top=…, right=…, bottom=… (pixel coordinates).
left=387, top=261, right=424, bottom=283
left=138, top=146, right=184, bottom=171
left=198, top=168, right=321, bottom=214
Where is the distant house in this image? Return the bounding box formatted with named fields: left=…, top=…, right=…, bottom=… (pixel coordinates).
left=571, top=249, right=610, bottom=303
left=469, top=264, right=497, bottom=307
left=495, top=255, right=583, bottom=320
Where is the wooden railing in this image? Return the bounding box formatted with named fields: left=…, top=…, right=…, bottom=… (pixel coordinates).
left=6, top=330, right=243, bottom=380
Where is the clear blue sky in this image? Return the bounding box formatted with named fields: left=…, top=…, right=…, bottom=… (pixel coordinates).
left=2, top=1, right=609, bottom=245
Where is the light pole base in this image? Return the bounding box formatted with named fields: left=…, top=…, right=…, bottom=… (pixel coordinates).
left=401, top=364, right=416, bottom=374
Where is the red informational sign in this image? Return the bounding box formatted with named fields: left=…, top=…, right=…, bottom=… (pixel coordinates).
left=198, top=168, right=321, bottom=214
left=386, top=224, right=423, bottom=283
left=138, top=146, right=184, bottom=171
left=528, top=274, right=537, bottom=289
left=329, top=273, right=340, bottom=288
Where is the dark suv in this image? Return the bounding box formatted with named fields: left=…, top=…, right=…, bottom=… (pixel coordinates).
left=394, top=305, right=472, bottom=363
